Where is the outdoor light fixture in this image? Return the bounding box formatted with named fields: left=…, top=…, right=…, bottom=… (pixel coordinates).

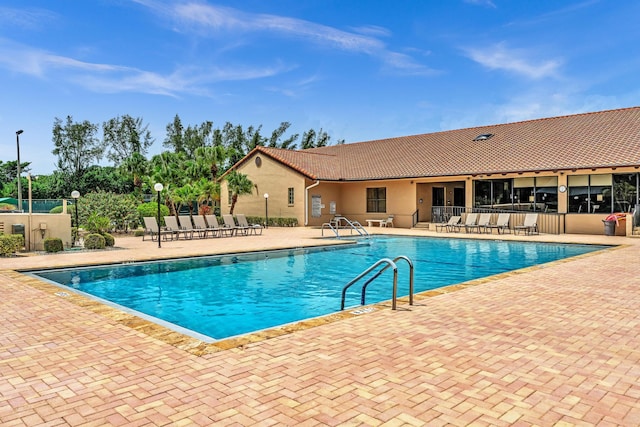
left=154, top=183, right=164, bottom=248
left=16, top=130, right=23, bottom=212
left=264, top=193, right=269, bottom=229
left=71, top=190, right=80, bottom=246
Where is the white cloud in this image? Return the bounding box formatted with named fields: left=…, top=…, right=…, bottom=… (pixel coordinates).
left=141, top=0, right=434, bottom=75
left=464, top=42, right=562, bottom=79
left=0, top=38, right=289, bottom=97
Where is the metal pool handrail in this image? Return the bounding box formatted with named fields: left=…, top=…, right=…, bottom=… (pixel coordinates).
left=340, top=256, right=414, bottom=311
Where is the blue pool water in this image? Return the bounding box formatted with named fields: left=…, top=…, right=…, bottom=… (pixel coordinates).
left=31, top=236, right=607, bottom=341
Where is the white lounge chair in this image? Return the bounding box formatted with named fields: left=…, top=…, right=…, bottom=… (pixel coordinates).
left=467, top=213, right=492, bottom=233
left=486, top=213, right=511, bottom=234
left=514, top=213, right=539, bottom=235
left=435, top=216, right=461, bottom=232
left=453, top=213, right=478, bottom=233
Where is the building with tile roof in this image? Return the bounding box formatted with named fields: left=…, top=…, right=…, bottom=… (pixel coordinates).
left=221, top=107, right=640, bottom=235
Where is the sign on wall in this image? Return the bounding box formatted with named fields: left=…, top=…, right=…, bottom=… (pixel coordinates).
left=311, top=195, right=322, bottom=217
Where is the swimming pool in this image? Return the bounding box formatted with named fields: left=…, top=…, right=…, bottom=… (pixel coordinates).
left=30, top=236, right=607, bottom=341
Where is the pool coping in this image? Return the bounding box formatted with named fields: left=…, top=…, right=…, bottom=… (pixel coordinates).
left=6, top=238, right=625, bottom=356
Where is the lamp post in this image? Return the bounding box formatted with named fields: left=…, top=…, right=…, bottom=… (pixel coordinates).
left=264, top=193, right=269, bottom=229
left=71, top=190, right=80, bottom=246
left=16, top=130, right=23, bottom=212
left=154, top=183, right=164, bottom=248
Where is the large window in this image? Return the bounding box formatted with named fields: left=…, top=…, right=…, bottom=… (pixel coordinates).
left=475, top=177, right=557, bottom=212
left=366, top=187, right=386, bottom=213
left=613, top=173, right=639, bottom=212
left=473, top=179, right=511, bottom=208
left=568, top=174, right=612, bottom=213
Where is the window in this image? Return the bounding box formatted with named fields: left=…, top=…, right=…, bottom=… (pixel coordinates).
left=568, top=174, right=612, bottom=213
left=613, top=173, right=639, bottom=213
left=473, top=133, right=494, bottom=141
left=473, top=179, right=511, bottom=208
left=288, top=187, right=294, bottom=206
left=366, top=187, right=386, bottom=213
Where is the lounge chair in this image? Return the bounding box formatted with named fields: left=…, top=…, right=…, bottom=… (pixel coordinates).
left=382, top=215, right=394, bottom=227
left=164, top=215, right=193, bottom=240
left=485, top=213, right=511, bottom=234
left=467, top=213, right=492, bottom=233
left=142, top=217, right=174, bottom=241
left=178, top=215, right=201, bottom=239
left=435, top=216, right=461, bottom=232
left=205, top=215, right=233, bottom=237
left=222, top=214, right=249, bottom=236
left=236, top=214, right=263, bottom=235
left=514, top=213, right=539, bottom=235
left=453, top=213, right=478, bottom=233
left=192, top=215, right=219, bottom=238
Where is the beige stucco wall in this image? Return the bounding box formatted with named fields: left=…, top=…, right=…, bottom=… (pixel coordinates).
left=221, top=152, right=307, bottom=223
left=0, top=212, right=72, bottom=251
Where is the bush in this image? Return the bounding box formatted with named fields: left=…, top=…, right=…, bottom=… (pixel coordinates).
left=76, top=191, right=140, bottom=232
left=102, top=232, right=115, bottom=247
left=85, top=214, right=111, bottom=234
left=0, top=234, right=23, bottom=256
left=49, top=205, right=67, bottom=214
left=0, top=202, right=17, bottom=211
left=246, top=216, right=298, bottom=227
left=133, top=229, right=145, bottom=237
left=84, top=233, right=106, bottom=250
left=137, top=202, right=169, bottom=226
left=43, top=237, right=64, bottom=253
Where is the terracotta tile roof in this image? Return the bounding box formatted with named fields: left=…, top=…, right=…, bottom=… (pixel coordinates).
left=249, top=107, right=640, bottom=181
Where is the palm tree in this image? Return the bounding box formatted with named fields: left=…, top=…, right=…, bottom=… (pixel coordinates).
left=225, top=170, right=254, bottom=215
left=194, top=145, right=227, bottom=181
left=195, top=178, right=220, bottom=215
left=120, top=152, right=148, bottom=197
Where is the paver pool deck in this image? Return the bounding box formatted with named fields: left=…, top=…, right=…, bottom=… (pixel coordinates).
left=1, top=227, right=639, bottom=426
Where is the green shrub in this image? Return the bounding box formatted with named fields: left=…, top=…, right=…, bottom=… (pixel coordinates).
left=0, top=202, right=17, bottom=211
left=102, top=232, right=115, bottom=247
left=43, top=237, right=64, bottom=253
left=0, top=234, right=22, bottom=256
left=137, top=202, right=169, bottom=226
left=133, top=229, right=145, bottom=237
left=84, top=233, right=106, bottom=250
left=49, top=205, right=65, bottom=214
left=85, top=214, right=111, bottom=234
left=246, top=216, right=298, bottom=227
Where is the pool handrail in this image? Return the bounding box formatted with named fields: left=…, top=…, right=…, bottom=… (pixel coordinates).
left=340, top=255, right=413, bottom=311
left=322, top=216, right=370, bottom=238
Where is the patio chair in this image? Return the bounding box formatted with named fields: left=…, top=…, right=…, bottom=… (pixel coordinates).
left=453, top=212, right=478, bottom=233
left=236, top=214, right=263, bottom=235
left=435, top=215, right=460, bottom=232
left=205, top=215, right=233, bottom=237
left=514, top=213, right=539, bottom=235
left=178, top=215, right=201, bottom=239
left=164, top=215, right=193, bottom=240
left=485, top=213, right=511, bottom=234
left=192, top=215, right=219, bottom=238
left=467, top=213, right=492, bottom=233
left=222, top=214, right=249, bottom=236
left=381, top=215, right=394, bottom=227
left=142, top=217, right=174, bottom=241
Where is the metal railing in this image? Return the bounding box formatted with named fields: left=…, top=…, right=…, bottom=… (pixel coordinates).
left=321, top=216, right=369, bottom=238
left=431, top=206, right=562, bottom=234
left=341, top=256, right=414, bottom=311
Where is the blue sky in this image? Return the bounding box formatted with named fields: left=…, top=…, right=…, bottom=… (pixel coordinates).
left=1, top=0, right=639, bottom=175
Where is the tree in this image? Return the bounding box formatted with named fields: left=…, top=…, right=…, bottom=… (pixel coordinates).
left=225, top=170, right=254, bottom=215
left=103, top=115, right=154, bottom=166
left=120, top=152, right=149, bottom=196
left=268, top=122, right=299, bottom=149
left=301, top=128, right=331, bottom=149
left=164, top=115, right=213, bottom=158
left=195, top=178, right=220, bottom=215
left=52, top=116, right=104, bottom=186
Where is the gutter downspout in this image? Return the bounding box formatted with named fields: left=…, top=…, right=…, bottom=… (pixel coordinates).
left=304, top=180, right=320, bottom=226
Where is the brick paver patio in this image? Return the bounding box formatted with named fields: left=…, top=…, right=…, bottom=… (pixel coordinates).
left=1, top=228, right=639, bottom=426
